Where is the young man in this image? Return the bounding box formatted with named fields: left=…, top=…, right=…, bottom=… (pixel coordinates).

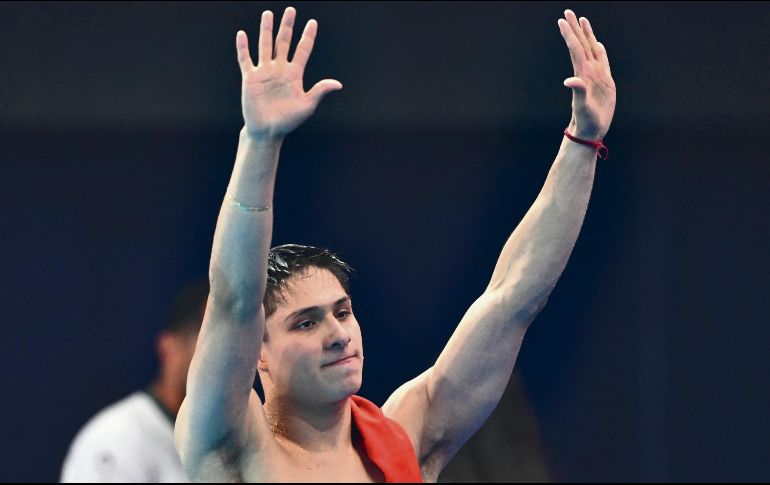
left=175, top=6, right=616, bottom=483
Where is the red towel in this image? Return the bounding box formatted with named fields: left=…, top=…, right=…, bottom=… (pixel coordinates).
left=350, top=395, right=423, bottom=483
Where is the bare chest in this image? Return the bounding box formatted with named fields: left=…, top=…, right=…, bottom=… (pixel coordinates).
left=241, top=440, right=385, bottom=483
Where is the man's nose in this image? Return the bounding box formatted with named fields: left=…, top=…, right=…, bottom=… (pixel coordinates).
left=324, top=317, right=351, bottom=350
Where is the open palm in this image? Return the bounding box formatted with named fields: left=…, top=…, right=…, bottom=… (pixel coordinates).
left=236, top=8, right=342, bottom=139
left=558, top=10, right=616, bottom=140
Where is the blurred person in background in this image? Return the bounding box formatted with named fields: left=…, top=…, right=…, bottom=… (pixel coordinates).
left=60, top=280, right=208, bottom=482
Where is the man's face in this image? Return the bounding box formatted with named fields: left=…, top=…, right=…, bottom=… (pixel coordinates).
left=260, top=267, right=363, bottom=405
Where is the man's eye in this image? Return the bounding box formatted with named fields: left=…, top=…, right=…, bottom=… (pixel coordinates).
left=337, top=310, right=351, bottom=319
left=295, top=320, right=315, bottom=330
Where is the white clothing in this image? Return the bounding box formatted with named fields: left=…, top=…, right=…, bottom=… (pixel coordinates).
left=60, top=391, right=189, bottom=483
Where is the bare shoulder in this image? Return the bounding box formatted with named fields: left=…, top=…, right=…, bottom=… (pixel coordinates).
left=381, top=369, right=431, bottom=438
left=381, top=369, right=448, bottom=481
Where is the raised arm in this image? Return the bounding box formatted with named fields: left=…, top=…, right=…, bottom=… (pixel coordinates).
left=383, top=10, right=616, bottom=479
left=174, top=7, right=341, bottom=479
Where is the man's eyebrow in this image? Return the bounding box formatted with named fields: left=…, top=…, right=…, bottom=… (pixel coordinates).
left=283, top=296, right=351, bottom=323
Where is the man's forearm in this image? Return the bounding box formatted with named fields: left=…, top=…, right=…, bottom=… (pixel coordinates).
left=486, top=137, right=598, bottom=322
left=208, top=129, right=284, bottom=317
left=484, top=8, right=617, bottom=325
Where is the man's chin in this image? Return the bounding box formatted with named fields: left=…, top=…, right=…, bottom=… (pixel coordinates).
left=327, top=376, right=362, bottom=401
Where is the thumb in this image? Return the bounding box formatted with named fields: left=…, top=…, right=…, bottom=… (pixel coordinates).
left=563, top=76, right=587, bottom=103
left=307, top=79, right=343, bottom=104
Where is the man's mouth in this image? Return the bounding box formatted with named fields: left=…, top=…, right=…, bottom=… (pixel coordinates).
left=323, top=355, right=357, bottom=367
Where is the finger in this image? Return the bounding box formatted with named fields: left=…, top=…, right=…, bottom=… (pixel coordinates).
left=564, top=10, right=592, bottom=61
left=563, top=76, right=587, bottom=106
left=258, top=10, right=274, bottom=64
left=292, top=19, right=317, bottom=70
left=274, top=6, right=296, bottom=61
left=580, top=17, right=603, bottom=60
left=596, top=42, right=613, bottom=77
left=307, top=79, right=343, bottom=104
left=557, top=18, right=584, bottom=74
left=236, top=31, right=253, bottom=73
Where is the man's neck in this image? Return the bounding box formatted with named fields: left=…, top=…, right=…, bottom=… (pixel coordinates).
left=263, top=395, right=354, bottom=453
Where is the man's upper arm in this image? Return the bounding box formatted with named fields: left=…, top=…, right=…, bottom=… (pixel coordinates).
left=174, top=296, right=269, bottom=479
left=382, top=289, right=529, bottom=477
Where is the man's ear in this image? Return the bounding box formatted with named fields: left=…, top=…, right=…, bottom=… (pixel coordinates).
left=155, top=331, right=176, bottom=365
left=257, top=347, right=269, bottom=373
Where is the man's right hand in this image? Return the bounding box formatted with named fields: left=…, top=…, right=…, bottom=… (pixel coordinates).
left=237, top=7, right=342, bottom=140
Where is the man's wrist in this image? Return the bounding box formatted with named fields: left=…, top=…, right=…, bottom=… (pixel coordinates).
left=234, top=127, right=284, bottom=178
left=563, top=128, right=609, bottom=160
left=567, top=121, right=602, bottom=141
left=241, top=127, right=285, bottom=148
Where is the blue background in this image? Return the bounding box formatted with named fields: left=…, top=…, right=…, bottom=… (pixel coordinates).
left=1, top=2, right=768, bottom=481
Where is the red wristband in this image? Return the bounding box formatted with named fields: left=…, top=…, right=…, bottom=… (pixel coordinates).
left=563, top=129, right=609, bottom=160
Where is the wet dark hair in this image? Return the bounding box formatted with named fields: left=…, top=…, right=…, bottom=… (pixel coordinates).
left=164, top=279, right=209, bottom=335
left=264, top=244, right=354, bottom=318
